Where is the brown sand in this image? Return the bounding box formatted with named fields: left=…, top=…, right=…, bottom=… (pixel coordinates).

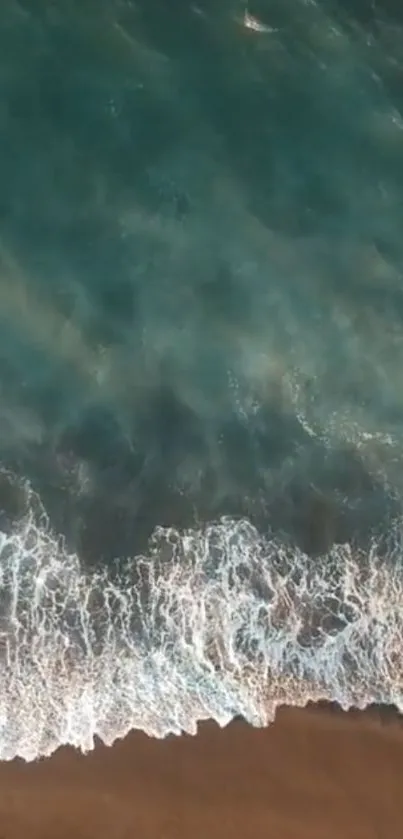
left=0, top=705, right=401, bottom=839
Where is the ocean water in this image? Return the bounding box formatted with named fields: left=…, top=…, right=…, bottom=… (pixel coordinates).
left=0, top=0, right=403, bottom=760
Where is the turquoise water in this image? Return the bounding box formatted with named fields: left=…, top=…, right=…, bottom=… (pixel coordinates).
left=0, top=1, right=403, bottom=759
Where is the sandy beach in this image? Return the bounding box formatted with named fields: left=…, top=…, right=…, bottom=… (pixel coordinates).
left=0, top=705, right=401, bottom=839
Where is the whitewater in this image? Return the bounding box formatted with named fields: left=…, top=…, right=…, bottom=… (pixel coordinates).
left=0, top=473, right=401, bottom=763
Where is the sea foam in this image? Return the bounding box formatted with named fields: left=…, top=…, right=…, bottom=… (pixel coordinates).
left=0, top=477, right=401, bottom=761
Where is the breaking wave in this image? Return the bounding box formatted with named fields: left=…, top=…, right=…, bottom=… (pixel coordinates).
left=0, top=474, right=402, bottom=762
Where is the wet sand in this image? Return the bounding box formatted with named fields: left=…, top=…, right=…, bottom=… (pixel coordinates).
left=0, top=704, right=401, bottom=839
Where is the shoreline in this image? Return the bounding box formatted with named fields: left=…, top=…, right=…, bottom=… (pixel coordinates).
left=1, top=702, right=402, bottom=838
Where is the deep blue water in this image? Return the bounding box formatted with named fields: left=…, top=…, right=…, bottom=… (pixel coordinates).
left=1, top=0, right=403, bottom=563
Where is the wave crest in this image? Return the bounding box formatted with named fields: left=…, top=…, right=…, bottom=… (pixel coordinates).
left=0, top=481, right=402, bottom=761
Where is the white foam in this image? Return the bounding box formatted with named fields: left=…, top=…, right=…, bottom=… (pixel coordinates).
left=0, top=480, right=402, bottom=761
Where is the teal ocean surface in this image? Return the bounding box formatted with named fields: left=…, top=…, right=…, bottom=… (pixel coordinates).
left=0, top=0, right=403, bottom=760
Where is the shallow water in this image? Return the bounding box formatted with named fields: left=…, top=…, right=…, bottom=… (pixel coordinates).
left=0, top=0, right=403, bottom=759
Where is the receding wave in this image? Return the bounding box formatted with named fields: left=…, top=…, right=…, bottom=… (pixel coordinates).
left=0, top=472, right=401, bottom=762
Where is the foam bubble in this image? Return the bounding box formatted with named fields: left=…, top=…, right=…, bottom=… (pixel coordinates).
left=0, top=478, right=402, bottom=761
